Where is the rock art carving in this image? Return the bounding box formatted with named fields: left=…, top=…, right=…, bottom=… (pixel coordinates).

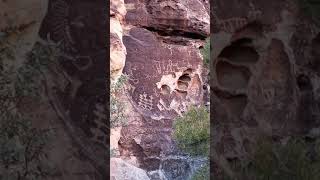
left=39, top=0, right=107, bottom=178
left=138, top=92, right=154, bottom=111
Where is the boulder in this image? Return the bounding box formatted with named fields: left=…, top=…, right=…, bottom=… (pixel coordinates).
left=110, top=158, right=150, bottom=180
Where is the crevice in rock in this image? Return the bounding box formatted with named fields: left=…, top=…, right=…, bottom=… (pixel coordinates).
left=142, top=26, right=207, bottom=40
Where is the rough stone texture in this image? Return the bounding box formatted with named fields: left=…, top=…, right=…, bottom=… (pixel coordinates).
left=110, top=158, right=150, bottom=180
left=110, top=0, right=127, bottom=82
left=113, top=0, right=210, bottom=179
left=38, top=0, right=107, bottom=179
left=211, top=0, right=320, bottom=178
left=124, top=0, right=210, bottom=37
left=0, top=0, right=48, bottom=70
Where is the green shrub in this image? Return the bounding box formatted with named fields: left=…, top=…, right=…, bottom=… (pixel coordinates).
left=200, top=38, right=210, bottom=68
left=111, top=74, right=128, bottom=93
left=173, top=106, right=210, bottom=156
left=0, top=113, right=56, bottom=180
left=15, top=41, right=61, bottom=98
left=0, top=39, right=59, bottom=179
left=191, top=163, right=210, bottom=180
left=110, top=95, right=127, bottom=128
left=224, top=137, right=320, bottom=180
left=110, top=74, right=128, bottom=128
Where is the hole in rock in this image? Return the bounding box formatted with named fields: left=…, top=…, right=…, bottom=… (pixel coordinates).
left=183, top=68, right=193, bottom=75
left=216, top=61, right=251, bottom=90
left=161, top=85, right=171, bottom=95
left=175, top=89, right=187, bottom=98
left=203, top=85, right=207, bottom=90
left=218, top=38, right=259, bottom=65
left=297, top=74, right=312, bottom=91
left=178, top=74, right=191, bottom=82
left=177, top=81, right=189, bottom=90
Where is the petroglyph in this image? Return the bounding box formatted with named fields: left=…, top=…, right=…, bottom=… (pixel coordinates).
left=123, top=27, right=204, bottom=120
left=48, top=0, right=76, bottom=52
left=138, top=92, right=154, bottom=110
left=154, top=60, right=175, bottom=74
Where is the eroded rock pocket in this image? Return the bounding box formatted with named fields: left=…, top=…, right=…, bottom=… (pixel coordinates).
left=216, top=61, right=251, bottom=90
left=218, top=38, right=259, bottom=66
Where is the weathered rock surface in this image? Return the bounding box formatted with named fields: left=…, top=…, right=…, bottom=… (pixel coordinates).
left=112, top=0, right=210, bottom=179
left=110, top=0, right=127, bottom=83
left=39, top=0, right=107, bottom=179
left=0, top=0, right=48, bottom=70
left=110, top=158, right=150, bottom=180
left=211, top=0, right=320, bottom=178
left=125, top=0, right=210, bottom=37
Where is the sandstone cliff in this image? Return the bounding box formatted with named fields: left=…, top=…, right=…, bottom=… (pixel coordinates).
left=211, top=0, right=320, bottom=178
left=110, top=0, right=210, bottom=179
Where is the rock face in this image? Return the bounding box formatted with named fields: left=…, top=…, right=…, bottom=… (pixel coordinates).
left=110, top=0, right=127, bottom=83
left=111, top=0, right=210, bottom=179
left=125, top=0, right=210, bottom=37
left=39, top=0, right=108, bottom=179
left=110, top=158, right=150, bottom=180
left=0, top=0, right=48, bottom=70
left=211, top=0, right=320, bottom=178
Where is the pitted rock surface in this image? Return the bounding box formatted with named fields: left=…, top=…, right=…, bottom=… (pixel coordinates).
left=212, top=0, right=320, bottom=178
left=123, top=27, right=204, bottom=119
left=115, top=0, right=209, bottom=179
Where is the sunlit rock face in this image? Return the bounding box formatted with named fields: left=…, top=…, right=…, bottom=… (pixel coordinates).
left=125, top=0, right=210, bottom=36
left=0, top=0, right=48, bottom=69
left=211, top=0, right=320, bottom=178
left=113, top=0, right=210, bottom=179
left=110, top=158, right=150, bottom=180
left=110, top=0, right=127, bottom=83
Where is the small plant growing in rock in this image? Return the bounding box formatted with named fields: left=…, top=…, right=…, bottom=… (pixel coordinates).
left=0, top=114, right=56, bottom=180
left=111, top=74, right=128, bottom=93
left=110, top=95, right=127, bottom=128
left=0, top=38, right=60, bottom=180
left=200, top=38, right=210, bottom=68
left=173, top=106, right=210, bottom=156
left=110, top=73, right=129, bottom=128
